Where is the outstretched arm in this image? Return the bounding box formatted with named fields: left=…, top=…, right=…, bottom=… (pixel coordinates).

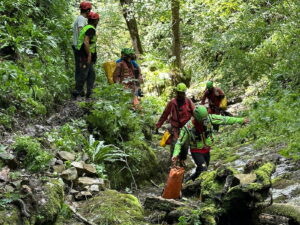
left=210, top=114, right=248, bottom=125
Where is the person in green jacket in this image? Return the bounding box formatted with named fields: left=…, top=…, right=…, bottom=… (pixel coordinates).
left=72, top=11, right=100, bottom=99
left=172, top=105, right=249, bottom=182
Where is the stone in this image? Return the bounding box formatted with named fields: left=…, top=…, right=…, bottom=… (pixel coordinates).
left=83, top=163, right=97, bottom=175
left=81, top=153, right=89, bottom=162
left=70, top=189, right=79, bottom=194
left=0, top=166, right=10, bottom=182
left=182, top=180, right=201, bottom=197
left=235, top=173, right=257, bottom=185
left=35, top=178, right=64, bottom=224
left=71, top=161, right=84, bottom=170
left=90, top=184, right=99, bottom=192
left=61, top=168, right=78, bottom=181
left=0, top=152, right=17, bottom=169
left=258, top=213, right=289, bottom=225
left=53, top=165, right=66, bottom=173
left=144, top=196, right=185, bottom=212
left=77, top=177, right=104, bottom=186
left=21, top=185, right=32, bottom=194
left=5, top=184, right=15, bottom=192
left=57, top=151, right=75, bottom=161
left=49, top=158, right=57, bottom=166
left=56, top=159, right=64, bottom=165
left=11, top=180, right=22, bottom=188
left=75, top=191, right=92, bottom=200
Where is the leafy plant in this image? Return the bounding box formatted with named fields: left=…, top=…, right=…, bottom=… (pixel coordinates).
left=12, top=136, right=53, bottom=172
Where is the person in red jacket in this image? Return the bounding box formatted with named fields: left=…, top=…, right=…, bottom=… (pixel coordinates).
left=156, top=83, right=195, bottom=157
left=201, top=81, right=225, bottom=114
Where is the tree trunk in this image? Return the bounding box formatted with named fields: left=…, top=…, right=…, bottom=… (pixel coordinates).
left=171, top=0, right=181, bottom=69
left=120, top=0, right=144, bottom=55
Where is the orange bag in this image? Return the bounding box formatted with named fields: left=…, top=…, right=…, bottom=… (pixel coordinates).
left=162, top=166, right=185, bottom=199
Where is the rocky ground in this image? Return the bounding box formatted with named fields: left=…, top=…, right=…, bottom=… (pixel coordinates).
left=0, top=99, right=299, bottom=225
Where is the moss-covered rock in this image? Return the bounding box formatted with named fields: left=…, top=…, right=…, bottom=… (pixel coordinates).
left=0, top=205, right=22, bottom=225
left=75, top=189, right=146, bottom=225
left=261, top=203, right=300, bottom=224
left=35, top=178, right=64, bottom=224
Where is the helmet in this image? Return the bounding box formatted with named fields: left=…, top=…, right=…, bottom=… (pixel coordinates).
left=88, top=11, right=100, bottom=20
left=80, top=1, right=92, bottom=10
left=206, top=81, right=213, bottom=89
left=122, top=48, right=135, bottom=56
left=175, top=83, right=187, bottom=92
left=194, top=106, right=208, bottom=121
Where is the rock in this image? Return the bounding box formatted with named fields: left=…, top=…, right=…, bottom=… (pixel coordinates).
left=235, top=173, right=257, bottom=185
left=77, top=177, right=104, bottom=186
left=56, top=159, right=64, bottom=165
left=166, top=207, right=195, bottom=224
left=35, top=178, right=65, bottom=224
left=0, top=205, right=22, bottom=224
left=0, top=166, right=10, bottom=182
left=53, top=164, right=66, bottom=173
left=81, top=153, right=89, bottom=162
left=11, top=180, right=22, bottom=188
left=182, top=180, right=201, bottom=197
left=83, top=163, right=97, bottom=175
left=5, top=184, right=15, bottom=192
left=71, top=161, right=84, bottom=170
left=90, top=184, right=99, bottom=192
left=258, top=213, right=289, bottom=225
left=146, top=210, right=167, bottom=224
left=260, top=203, right=300, bottom=224
left=21, top=185, right=32, bottom=194
left=49, top=158, right=57, bottom=166
left=61, top=168, right=78, bottom=181
left=74, top=190, right=147, bottom=224
left=75, top=191, right=93, bottom=200
left=0, top=152, right=18, bottom=169
left=144, top=196, right=184, bottom=212
left=57, top=151, right=75, bottom=161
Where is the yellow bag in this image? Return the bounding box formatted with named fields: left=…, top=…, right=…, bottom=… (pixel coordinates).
left=160, top=130, right=171, bottom=147
left=102, top=61, right=116, bottom=84
left=220, top=96, right=227, bottom=110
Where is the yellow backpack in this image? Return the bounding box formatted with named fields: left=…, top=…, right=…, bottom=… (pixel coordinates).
left=220, top=96, right=228, bottom=110
left=102, top=61, right=116, bottom=84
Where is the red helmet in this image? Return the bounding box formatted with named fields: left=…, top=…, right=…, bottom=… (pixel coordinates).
left=80, top=1, right=92, bottom=10
left=88, top=11, right=100, bottom=20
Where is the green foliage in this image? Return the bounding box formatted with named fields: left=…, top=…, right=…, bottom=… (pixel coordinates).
left=45, top=120, right=87, bottom=152
left=0, top=0, right=73, bottom=120
left=215, top=89, right=300, bottom=160
left=12, top=136, right=53, bottom=172
left=178, top=210, right=202, bottom=225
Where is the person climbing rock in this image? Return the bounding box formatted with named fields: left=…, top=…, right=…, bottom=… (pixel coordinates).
left=72, top=1, right=92, bottom=97
left=116, top=49, right=143, bottom=97
left=201, top=81, right=225, bottom=114
left=172, top=105, right=250, bottom=182
left=73, top=11, right=99, bottom=99
left=113, top=48, right=137, bottom=93
left=156, top=83, right=195, bottom=157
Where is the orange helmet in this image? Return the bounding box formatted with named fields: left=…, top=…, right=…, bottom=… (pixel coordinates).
left=88, top=11, right=100, bottom=20
left=80, top=1, right=92, bottom=10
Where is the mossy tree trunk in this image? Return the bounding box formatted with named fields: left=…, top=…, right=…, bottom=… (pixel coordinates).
left=120, top=0, right=144, bottom=55
left=171, top=0, right=181, bottom=69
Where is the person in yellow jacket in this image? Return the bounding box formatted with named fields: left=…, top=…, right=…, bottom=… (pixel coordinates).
left=172, top=105, right=249, bottom=182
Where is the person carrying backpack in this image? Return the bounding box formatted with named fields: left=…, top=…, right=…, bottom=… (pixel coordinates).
left=156, top=83, right=195, bottom=157
left=73, top=11, right=100, bottom=99
left=72, top=2, right=92, bottom=97
left=172, top=105, right=249, bottom=182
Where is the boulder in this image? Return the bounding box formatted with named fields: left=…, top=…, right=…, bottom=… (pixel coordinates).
left=0, top=166, right=10, bottom=182
left=75, top=190, right=147, bottom=225
left=61, top=168, right=78, bottom=181
left=90, top=184, right=99, bottom=192
left=0, top=205, right=22, bottom=224
left=235, top=173, right=257, bottom=185
left=144, top=196, right=184, bottom=212
left=35, top=178, right=64, bottom=224
left=71, top=161, right=84, bottom=170
left=57, top=151, right=75, bottom=161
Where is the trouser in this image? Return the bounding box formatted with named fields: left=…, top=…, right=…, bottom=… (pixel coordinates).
left=188, top=152, right=210, bottom=181
left=72, top=45, right=80, bottom=87
left=75, top=60, right=96, bottom=97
